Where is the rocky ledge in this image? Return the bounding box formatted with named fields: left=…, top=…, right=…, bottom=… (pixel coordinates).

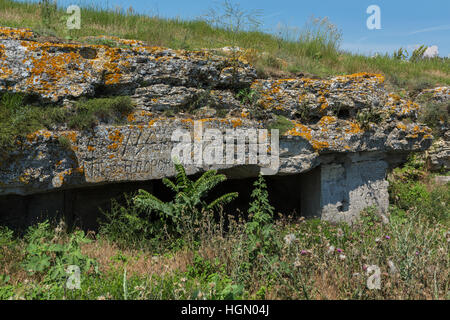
left=0, top=27, right=439, bottom=224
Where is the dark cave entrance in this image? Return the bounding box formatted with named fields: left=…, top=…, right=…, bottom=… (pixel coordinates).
left=0, top=168, right=321, bottom=232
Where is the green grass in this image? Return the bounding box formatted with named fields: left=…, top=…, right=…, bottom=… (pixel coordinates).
left=267, top=115, right=295, bottom=135
left=0, top=93, right=134, bottom=149
left=0, top=159, right=448, bottom=300
left=0, top=0, right=448, bottom=91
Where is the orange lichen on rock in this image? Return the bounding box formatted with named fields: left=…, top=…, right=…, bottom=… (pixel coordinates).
left=345, top=122, right=364, bottom=135
left=312, top=140, right=329, bottom=151
left=231, top=118, right=243, bottom=128
left=318, top=116, right=337, bottom=131
left=127, top=113, right=136, bottom=122
left=285, top=121, right=312, bottom=140
left=0, top=26, right=34, bottom=40
left=107, top=129, right=124, bottom=150
left=396, top=122, right=407, bottom=131
left=335, top=72, right=385, bottom=84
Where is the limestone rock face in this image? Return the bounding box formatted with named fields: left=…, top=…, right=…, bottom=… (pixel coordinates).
left=0, top=27, right=438, bottom=224
left=416, top=86, right=450, bottom=103
left=0, top=27, right=257, bottom=102
left=426, top=131, right=450, bottom=172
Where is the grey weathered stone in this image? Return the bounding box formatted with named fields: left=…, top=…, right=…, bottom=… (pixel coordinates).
left=0, top=27, right=438, bottom=224
left=426, top=130, right=450, bottom=172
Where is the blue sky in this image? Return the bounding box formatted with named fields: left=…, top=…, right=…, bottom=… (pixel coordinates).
left=28, top=0, right=450, bottom=56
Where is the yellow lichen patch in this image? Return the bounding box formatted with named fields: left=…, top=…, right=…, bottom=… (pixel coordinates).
left=401, top=101, right=420, bottom=115
left=0, top=44, right=13, bottom=79
left=318, top=116, right=337, bottom=129
left=317, top=95, right=329, bottom=110
left=140, top=110, right=153, bottom=117
left=26, top=132, right=37, bottom=143
left=76, top=166, right=85, bottom=174
left=181, top=119, right=194, bottom=125
left=285, top=122, right=312, bottom=140
left=312, top=140, right=329, bottom=151
left=396, top=122, right=407, bottom=131
left=345, top=122, right=364, bottom=135
left=127, top=113, right=136, bottom=122
left=231, top=118, right=242, bottom=128
left=107, top=129, right=124, bottom=150
left=335, top=72, right=385, bottom=85
left=87, top=145, right=96, bottom=152
left=24, top=129, right=54, bottom=143
left=0, top=26, right=34, bottom=40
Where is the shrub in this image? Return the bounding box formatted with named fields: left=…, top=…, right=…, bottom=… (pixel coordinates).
left=410, top=45, right=427, bottom=62
left=419, top=102, right=449, bottom=137
left=98, top=195, right=159, bottom=249
left=245, top=174, right=279, bottom=261
left=236, top=88, right=260, bottom=106
left=22, top=221, right=98, bottom=285
left=389, top=155, right=449, bottom=224
left=133, top=162, right=238, bottom=238
left=0, top=226, right=15, bottom=260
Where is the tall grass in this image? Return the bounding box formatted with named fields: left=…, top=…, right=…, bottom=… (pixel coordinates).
left=0, top=0, right=447, bottom=89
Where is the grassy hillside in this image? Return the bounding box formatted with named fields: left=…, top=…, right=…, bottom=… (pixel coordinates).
left=0, top=0, right=448, bottom=301
left=0, top=159, right=448, bottom=300
left=0, top=0, right=448, bottom=93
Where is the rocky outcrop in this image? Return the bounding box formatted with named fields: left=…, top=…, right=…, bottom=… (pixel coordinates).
left=426, top=131, right=450, bottom=172
left=416, top=86, right=450, bottom=103
left=0, top=27, right=256, bottom=102
left=0, top=27, right=436, bottom=224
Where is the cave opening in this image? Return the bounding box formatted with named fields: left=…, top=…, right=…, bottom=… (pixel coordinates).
left=0, top=168, right=321, bottom=232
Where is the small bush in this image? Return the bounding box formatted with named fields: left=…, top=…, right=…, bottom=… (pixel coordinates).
left=0, top=226, right=15, bottom=260
left=245, top=174, right=279, bottom=261
left=133, top=162, right=238, bottom=238
left=389, top=155, right=449, bottom=224
left=98, top=195, right=158, bottom=249
left=22, top=221, right=98, bottom=285
left=419, top=102, right=449, bottom=137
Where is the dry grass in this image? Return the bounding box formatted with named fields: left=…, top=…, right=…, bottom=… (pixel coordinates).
left=81, top=240, right=194, bottom=277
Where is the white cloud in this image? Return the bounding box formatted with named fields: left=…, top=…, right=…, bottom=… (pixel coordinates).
left=409, top=24, right=450, bottom=35
left=423, top=45, right=439, bottom=58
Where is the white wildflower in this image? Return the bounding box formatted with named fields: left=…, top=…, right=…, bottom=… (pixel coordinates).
left=387, top=260, right=398, bottom=275
left=284, top=233, right=297, bottom=246
left=366, top=265, right=381, bottom=290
